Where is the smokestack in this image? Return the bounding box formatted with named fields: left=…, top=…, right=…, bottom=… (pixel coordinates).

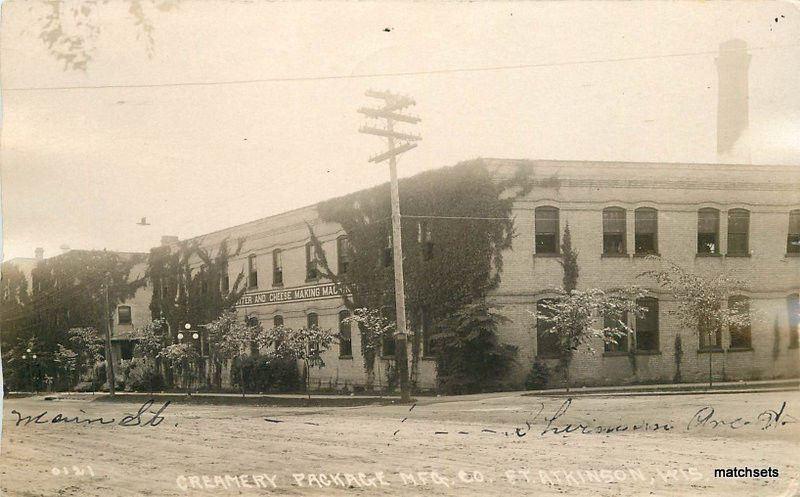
left=161, top=235, right=179, bottom=246
left=716, top=39, right=751, bottom=163
left=35, top=247, right=44, bottom=260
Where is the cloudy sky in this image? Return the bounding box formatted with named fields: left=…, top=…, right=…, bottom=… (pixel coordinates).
left=1, top=0, right=799, bottom=261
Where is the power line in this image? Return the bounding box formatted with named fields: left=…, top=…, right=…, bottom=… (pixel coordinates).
left=4, top=44, right=798, bottom=92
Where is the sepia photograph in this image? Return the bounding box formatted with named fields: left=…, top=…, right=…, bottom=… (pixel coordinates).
left=0, top=1, right=799, bottom=496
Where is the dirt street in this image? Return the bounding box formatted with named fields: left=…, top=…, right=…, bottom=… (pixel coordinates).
left=1, top=390, right=798, bottom=496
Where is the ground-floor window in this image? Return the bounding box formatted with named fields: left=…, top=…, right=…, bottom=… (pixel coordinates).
left=339, top=310, right=352, bottom=357
left=603, top=312, right=628, bottom=353
left=635, top=297, right=659, bottom=351
left=120, top=340, right=135, bottom=360
left=789, top=294, right=800, bottom=349
left=536, top=298, right=561, bottom=357
left=728, top=296, right=751, bottom=349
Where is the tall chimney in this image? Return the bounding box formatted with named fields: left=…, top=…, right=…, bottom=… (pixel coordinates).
left=716, top=39, right=751, bottom=163
left=34, top=247, right=44, bottom=260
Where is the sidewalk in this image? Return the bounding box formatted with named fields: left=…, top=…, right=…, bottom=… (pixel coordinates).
left=522, top=377, right=799, bottom=397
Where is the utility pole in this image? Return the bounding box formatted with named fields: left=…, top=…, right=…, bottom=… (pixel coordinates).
left=103, top=275, right=116, bottom=396
left=359, top=90, right=421, bottom=403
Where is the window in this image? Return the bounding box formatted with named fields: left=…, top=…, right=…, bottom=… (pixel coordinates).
left=272, top=249, right=283, bottom=286
left=536, top=299, right=561, bottom=357
left=248, top=254, right=258, bottom=288
left=634, top=208, right=658, bottom=255
left=381, top=306, right=396, bottom=356
left=117, top=305, right=132, bottom=325
left=727, top=209, right=750, bottom=256
left=635, top=298, right=659, bottom=351
left=535, top=207, right=559, bottom=254
left=787, top=210, right=800, bottom=254
left=698, top=304, right=722, bottom=350
left=339, top=310, right=352, bottom=357
left=728, top=296, right=751, bottom=349
left=788, top=294, right=800, bottom=349
left=603, top=312, right=629, bottom=353
left=382, top=234, right=393, bottom=268
left=337, top=237, right=351, bottom=274
left=120, top=341, right=134, bottom=360
left=698, top=208, right=720, bottom=254
left=603, top=207, right=627, bottom=255
left=220, top=263, right=230, bottom=294
left=273, top=315, right=284, bottom=328
left=418, top=222, right=434, bottom=261
left=307, top=313, right=319, bottom=354
left=305, top=243, right=318, bottom=280
left=421, top=307, right=437, bottom=357
left=199, top=266, right=208, bottom=294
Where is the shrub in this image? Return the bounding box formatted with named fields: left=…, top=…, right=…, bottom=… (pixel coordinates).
left=123, top=358, right=164, bottom=392
left=525, top=360, right=550, bottom=390
left=231, top=355, right=301, bottom=393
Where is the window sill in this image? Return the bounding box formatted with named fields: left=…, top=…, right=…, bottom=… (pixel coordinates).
left=247, top=286, right=259, bottom=291
left=305, top=277, right=320, bottom=283
left=602, top=351, right=630, bottom=357
left=727, top=347, right=753, bottom=353
left=272, top=283, right=284, bottom=288
left=695, top=253, right=722, bottom=258
left=632, top=252, right=660, bottom=258
left=533, top=253, right=561, bottom=258
left=536, top=354, right=564, bottom=359
left=633, top=350, right=661, bottom=356
left=785, top=252, right=800, bottom=258
left=697, top=347, right=723, bottom=354
left=601, top=253, right=629, bottom=259
left=421, top=356, right=437, bottom=361
left=338, top=355, right=353, bottom=360
left=725, top=253, right=751, bottom=258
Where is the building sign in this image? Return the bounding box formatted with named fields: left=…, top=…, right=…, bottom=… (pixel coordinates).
left=235, top=282, right=348, bottom=307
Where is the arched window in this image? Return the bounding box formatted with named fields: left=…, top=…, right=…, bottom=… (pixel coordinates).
left=534, top=207, right=559, bottom=254
left=787, top=210, right=800, bottom=254
left=635, top=297, right=659, bottom=351
left=273, top=315, right=284, bottom=328
left=698, top=208, right=720, bottom=254
left=247, top=254, right=258, bottom=288
left=306, top=312, right=318, bottom=329
left=603, top=311, right=629, bottom=353
left=380, top=306, right=396, bottom=357
left=634, top=207, right=658, bottom=255
left=698, top=302, right=722, bottom=350
left=336, top=237, right=351, bottom=274
left=727, top=209, right=750, bottom=256
left=536, top=298, right=560, bottom=357
left=420, top=307, right=436, bottom=357
left=339, top=310, right=352, bottom=357
left=305, top=243, right=318, bottom=280
left=728, top=296, right=751, bottom=349
left=117, top=305, right=132, bottom=325
left=602, top=207, right=627, bottom=255
left=272, top=249, right=283, bottom=286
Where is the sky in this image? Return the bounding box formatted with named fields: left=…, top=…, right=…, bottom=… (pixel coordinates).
left=1, top=0, right=799, bottom=261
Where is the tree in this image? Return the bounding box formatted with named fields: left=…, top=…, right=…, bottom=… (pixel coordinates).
left=434, top=299, right=517, bottom=394
left=265, top=324, right=338, bottom=398
left=532, top=288, right=649, bottom=391
left=640, top=258, right=750, bottom=387
left=342, top=307, right=395, bottom=392
left=158, top=343, right=199, bottom=395
left=205, top=309, right=263, bottom=397
left=559, top=223, right=579, bottom=293
left=65, top=327, right=105, bottom=384
left=131, top=318, right=168, bottom=393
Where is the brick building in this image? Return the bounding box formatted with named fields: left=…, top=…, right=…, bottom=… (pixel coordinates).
left=173, top=159, right=799, bottom=390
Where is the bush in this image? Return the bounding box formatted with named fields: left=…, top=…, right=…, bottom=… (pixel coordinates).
left=122, top=358, right=164, bottom=392
left=231, top=355, right=301, bottom=393
left=525, top=360, right=550, bottom=390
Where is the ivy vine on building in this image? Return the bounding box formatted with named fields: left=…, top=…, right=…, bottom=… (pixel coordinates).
left=309, top=159, right=533, bottom=393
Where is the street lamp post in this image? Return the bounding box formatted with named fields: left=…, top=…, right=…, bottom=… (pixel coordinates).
left=177, top=323, right=200, bottom=394
left=21, top=348, right=38, bottom=394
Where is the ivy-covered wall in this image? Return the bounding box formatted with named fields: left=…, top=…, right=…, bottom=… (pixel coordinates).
left=311, top=159, right=532, bottom=389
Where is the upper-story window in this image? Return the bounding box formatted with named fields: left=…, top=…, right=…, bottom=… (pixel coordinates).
left=418, top=222, right=434, bottom=261
left=117, top=305, right=132, bottom=325
left=788, top=293, right=800, bottom=349
left=247, top=254, right=258, bottom=288
left=272, top=249, right=283, bottom=286
left=602, top=207, right=627, bottom=255
left=728, top=295, right=751, bottom=349
left=382, top=235, right=393, bottom=268
left=536, top=298, right=561, bottom=357
left=697, top=208, right=720, bottom=255
left=220, top=262, right=230, bottom=294
left=727, top=209, right=750, bottom=256
left=305, top=243, right=318, bottom=280
left=337, top=236, right=351, bottom=274
left=635, top=297, right=659, bottom=351
left=534, top=206, right=559, bottom=254
left=787, top=210, right=800, bottom=254
left=338, top=310, right=352, bottom=357
left=634, top=208, right=658, bottom=255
